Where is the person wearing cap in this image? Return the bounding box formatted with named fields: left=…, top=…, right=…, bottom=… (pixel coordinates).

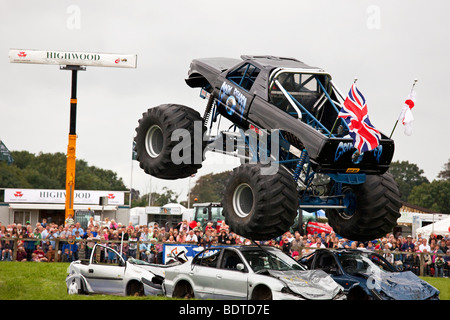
left=401, top=235, right=415, bottom=252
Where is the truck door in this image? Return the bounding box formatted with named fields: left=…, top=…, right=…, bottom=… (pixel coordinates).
left=215, top=62, right=259, bottom=125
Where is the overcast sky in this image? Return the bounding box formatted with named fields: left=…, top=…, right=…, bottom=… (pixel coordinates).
left=1, top=0, right=449, bottom=202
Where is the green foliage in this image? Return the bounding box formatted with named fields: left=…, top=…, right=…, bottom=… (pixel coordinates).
left=408, top=180, right=450, bottom=214
left=437, top=158, right=450, bottom=181
left=0, top=151, right=127, bottom=191
left=189, top=171, right=231, bottom=204
left=388, top=160, right=429, bottom=201
left=132, top=187, right=180, bottom=207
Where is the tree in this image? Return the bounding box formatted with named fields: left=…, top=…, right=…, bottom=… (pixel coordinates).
left=388, top=160, right=429, bottom=201
left=408, top=180, right=450, bottom=214
left=437, top=158, right=450, bottom=181
left=1, top=150, right=127, bottom=191
left=131, top=187, right=180, bottom=207
left=188, top=171, right=231, bottom=204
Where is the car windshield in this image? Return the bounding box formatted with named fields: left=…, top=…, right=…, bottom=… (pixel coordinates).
left=337, top=252, right=392, bottom=276
left=241, top=248, right=305, bottom=272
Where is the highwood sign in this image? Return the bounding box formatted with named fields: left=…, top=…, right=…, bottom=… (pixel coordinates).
left=9, top=49, right=137, bottom=68
left=4, top=188, right=125, bottom=205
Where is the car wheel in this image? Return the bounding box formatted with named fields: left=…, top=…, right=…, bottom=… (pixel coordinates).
left=128, top=281, right=144, bottom=296
left=251, top=285, right=272, bottom=300
left=173, top=281, right=195, bottom=299
left=67, top=278, right=84, bottom=295
left=325, top=172, right=401, bottom=241
left=134, top=104, right=206, bottom=179
left=222, top=164, right=298, bottom=240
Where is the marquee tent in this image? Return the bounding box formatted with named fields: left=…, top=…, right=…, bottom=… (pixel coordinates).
left=416, top=217, right=450, bottom=238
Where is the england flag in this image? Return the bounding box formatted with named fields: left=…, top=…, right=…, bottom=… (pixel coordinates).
left=398, top=89, right=416, bottom=136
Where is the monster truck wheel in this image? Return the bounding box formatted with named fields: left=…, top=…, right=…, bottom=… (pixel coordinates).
left=325, top=172, right=401, bottom=241
left=134, top=104, right=206, bottom=180
left=222, top=164, right=298, bottom=240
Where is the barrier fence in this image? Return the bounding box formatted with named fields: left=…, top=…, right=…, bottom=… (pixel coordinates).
left=1, top=237, right=449, bottom=278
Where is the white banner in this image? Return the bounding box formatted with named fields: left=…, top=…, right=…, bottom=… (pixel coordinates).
left=9, top=49, right=137, bottom=68
left=4, top=188, right=125, bottom=205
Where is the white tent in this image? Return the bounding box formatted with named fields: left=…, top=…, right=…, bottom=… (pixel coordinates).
left=416, top=217, right=450, bottom=238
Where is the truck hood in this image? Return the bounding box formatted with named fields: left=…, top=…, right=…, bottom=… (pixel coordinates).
left=268, top=269, right=343, bottom=300
left=364, top=271, right=439, bottom=300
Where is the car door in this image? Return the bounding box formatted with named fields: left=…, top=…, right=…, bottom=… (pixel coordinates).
left=312, top=251, right=355, bottom=292
left=213, top=248, right=249, bottom=300
left=189, top=248, right=222, bottom=299
left=82, top=245, right=126, bottom=294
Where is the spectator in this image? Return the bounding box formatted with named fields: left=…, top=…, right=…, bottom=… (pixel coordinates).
left=128, top=232, right=138, bottom=259
left=65, top=214, right=75, bottom=226
left=176, top=231, right=187, bottom=243
left=291, top=232, right=303, bottom=253
left=422, top=249, right=433, bottom=276
left=63, top=235, right=78, bottom=262
left=1, top=237, right=13, bottom=261
left=109, top=219, right=118, bottom=230
left=434, top=254, right=445, bottom=278
left=419, top=238, right=431, bottom=252
left=217, top=229, right=228, bottom=244
left=185, top=230, right=198, bottom=244
left=383, top=244, right=393, bottom=263
left=139, top=242, right=150, bottom=261
left=310, top=237, right=325, bottom=249
left=72, top=222, right=84, bottom=237
left=401, top=235, right=415, bottom=251
left=281, top=237, right=292, bottom=255
left=33, top=245, right=48, bottom=262
left=46, top=245, right=57, bottom=262
left=16, top=245, right=28, bottom=262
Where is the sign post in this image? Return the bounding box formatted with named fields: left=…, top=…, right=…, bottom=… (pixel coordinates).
left=9, top=49, right=137, bottom=220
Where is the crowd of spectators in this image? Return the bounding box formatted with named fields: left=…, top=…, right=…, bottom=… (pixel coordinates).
left=1, top=216, right=449, bottom=277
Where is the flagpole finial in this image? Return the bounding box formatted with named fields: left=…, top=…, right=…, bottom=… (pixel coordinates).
left=353, top=77, right=358, bottom=83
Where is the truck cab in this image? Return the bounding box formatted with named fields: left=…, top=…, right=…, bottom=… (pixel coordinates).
left=193, top=202, right=225, bottom=231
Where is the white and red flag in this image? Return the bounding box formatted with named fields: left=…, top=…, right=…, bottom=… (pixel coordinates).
left=398, top=89, right=416, bottom=136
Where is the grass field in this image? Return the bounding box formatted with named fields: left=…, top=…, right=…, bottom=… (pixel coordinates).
left=0, top=262, right=448, bottom=300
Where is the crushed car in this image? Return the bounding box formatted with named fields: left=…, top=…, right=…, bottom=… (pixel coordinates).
left=163, top=245, right=345, bottom=300
left=299, top=248, right=440, bottom=300
left=66, top=243, right=179, bottom=296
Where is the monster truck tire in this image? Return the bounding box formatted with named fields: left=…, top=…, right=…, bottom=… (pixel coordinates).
left=134, top=104, right=206, bottom=180
left=325, top=172, right=401, bottom=241
left=222, top=164, right=298, bottom=240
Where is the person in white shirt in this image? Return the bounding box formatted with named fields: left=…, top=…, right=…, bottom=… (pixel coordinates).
left=185, top=230, right=198, bottom=243
left=418, top=238, right=431, bottom=252
left=310, top=237, right=325, bottom=248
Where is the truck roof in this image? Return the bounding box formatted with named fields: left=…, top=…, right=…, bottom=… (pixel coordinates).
left=240, top=55, right=320, bottom=71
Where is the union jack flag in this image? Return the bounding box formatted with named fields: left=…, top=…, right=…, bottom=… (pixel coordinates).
left=338, top=84, right=381, bottom=153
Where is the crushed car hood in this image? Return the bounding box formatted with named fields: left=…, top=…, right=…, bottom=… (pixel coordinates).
left=269, top=270, right=343, bottom=300
left=366, top=271, right=439, bottom=300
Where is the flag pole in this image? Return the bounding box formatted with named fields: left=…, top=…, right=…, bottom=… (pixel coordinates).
left=329, top=77, right=358, bottom=137
left=389, top=79, right=418, bottom=139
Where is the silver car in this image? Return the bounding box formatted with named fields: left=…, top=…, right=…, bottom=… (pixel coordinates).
left=163, top=245, right=345, bottom=300
left=66, top=243, right=166, bottom=296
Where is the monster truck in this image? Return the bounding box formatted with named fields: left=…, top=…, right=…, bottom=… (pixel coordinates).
left=134, top=55, right=401, bottom=241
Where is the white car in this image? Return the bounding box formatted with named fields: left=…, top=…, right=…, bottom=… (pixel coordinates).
left=66, top=243, right=171, bottom=296
left=163, top=245, right=345, bottom=300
